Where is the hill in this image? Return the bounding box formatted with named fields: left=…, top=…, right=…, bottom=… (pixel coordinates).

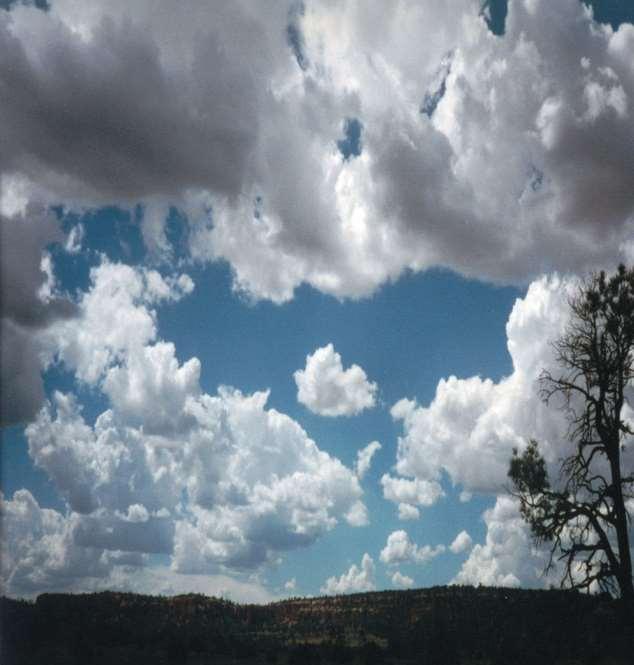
left=1, top=585, right=632, bottom=664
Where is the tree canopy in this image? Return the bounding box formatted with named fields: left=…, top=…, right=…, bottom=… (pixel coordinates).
left=509, top=265, right=634, bottom=600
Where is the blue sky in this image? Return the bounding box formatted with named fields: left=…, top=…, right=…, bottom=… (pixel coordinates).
left=2, top=208, right=519, bottom=595
left=2, top=0, right=634, bottom=601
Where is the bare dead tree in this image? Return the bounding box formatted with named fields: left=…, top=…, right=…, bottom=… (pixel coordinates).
left=508, top=265, right=634, bottom=602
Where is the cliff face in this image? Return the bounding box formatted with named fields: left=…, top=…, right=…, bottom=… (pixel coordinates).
left=2, top=586, right=632, bottom=664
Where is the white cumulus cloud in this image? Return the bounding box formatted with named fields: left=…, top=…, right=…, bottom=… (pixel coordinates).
left=391, top=571, right=415, bottom=588
left=449, top=530, right=473, bottom=555
left=389, top=276, right=577, bottom=502
left=3, top=259, right=370, bottom=592
left=389, top=272, right=634, bottom=588
left=294, top=344, right=377, bottom=416
left=381, top=474, right=444, bottom=518
left=452, top=496, right=552, bottom=588
left=321, top=553, right=376, bottom=595
left=397, top=503, right=421, bottom=521
left=379, top=530, right=445, bottom=567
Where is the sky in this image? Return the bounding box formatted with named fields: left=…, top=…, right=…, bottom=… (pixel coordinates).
left=1, top=0, right=634, bottom=602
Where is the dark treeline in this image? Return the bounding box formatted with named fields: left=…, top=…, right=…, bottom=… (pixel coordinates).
left=2, top=585, right=632, bottom=664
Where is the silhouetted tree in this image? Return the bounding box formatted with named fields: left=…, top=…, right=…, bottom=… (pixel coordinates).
left=509, top=265, right=634, bottom=601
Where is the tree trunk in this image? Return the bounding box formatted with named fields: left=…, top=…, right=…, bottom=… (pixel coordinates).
left=609, top=451, right=634, bottom=602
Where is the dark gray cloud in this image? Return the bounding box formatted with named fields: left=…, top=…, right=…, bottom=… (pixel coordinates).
left=74, top=514, right=175, bottom=555
left=0, top=319, right=45, bottom=424
left=0, top=207, right=77, bottom=425
left=0, top=11, right=260, bottom=202
left=0, top=209, right=75, bottom=328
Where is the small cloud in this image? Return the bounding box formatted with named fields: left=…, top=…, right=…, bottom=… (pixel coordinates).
left=380, top=530, right=445, bottom=566
left=449, top=530, right=473, bottom=554
left=345, top=500, right=369, bottom=527
left=391, top=571, right=414, bottom=588
left=321, top=553, right=375, bottom=595
left=355, top=441, right=381, bottom=479
left=459, top=491, right=473, bottom=503
left=390, top=398, right=417, bottom=421
left=284, top=577, right=297, bottom=591
left=397, top=503, right=420, bottom=521
left=294, top=343, right=377, bottom=417
left=123, top=504, right=150, bottom=523
left=381, top=474, right=444, bottom=514
left=64, top=223, right=84, bottom=254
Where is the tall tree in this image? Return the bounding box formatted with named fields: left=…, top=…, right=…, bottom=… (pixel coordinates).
left=509, top=265, right=634, bottom=600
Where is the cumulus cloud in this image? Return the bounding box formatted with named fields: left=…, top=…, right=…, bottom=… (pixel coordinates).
left=4, top=0, right=634, bottom=598
left=379, top=530, right=445, bottom=567
left=194, top=0, right=634, bottom=301
left=391, top=571, right=414, bottom=589
left=389, top=276, right=577, bottom=504
left=388, top=272, right=634, bottom=587
left=452, top=496, right=551, bottom=588
left=25, top=390, right=182, bottom=516
left=355, top=441, right=381, bottom=479
left=0, top=488, right=275, bottom=601
left=1, top=489, right=112, bottom=596
left=24, top=382, right=366, bottom=573
left=381, top=474, right=444, bottom=519
left=111, top=566, right=276, bottom=604
left=46, top=259, right=194, bottom=387
left=449, top=530, right=473, bottom=555
left=0, top=0, right=268, bottom=203
left=320, top=553, right=376, bottom=595
left=397, top=503, right=421, bottom=521
left=10, top=260, right=368, bottom=586
left=171, top=388, right=367, bottom=572
left=294, top=344, right=377, bottom=416
left=382, top=276, right=578, bottom=584
left=2, top=0, right=630, bottom=306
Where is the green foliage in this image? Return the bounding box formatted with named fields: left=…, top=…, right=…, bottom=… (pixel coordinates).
left=508, top=441, right=554, bottom=543
left=509, top=440, right=549, bottom=496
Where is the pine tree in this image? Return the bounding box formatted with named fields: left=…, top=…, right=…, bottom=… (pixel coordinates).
left=509, top=265, right=634, bottom=601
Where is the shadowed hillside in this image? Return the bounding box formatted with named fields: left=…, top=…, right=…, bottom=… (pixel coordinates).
left=2, top=586, right=632, bottom=664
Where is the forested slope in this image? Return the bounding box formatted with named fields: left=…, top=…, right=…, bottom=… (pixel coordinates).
left=2, top=586, right=632, bottom=664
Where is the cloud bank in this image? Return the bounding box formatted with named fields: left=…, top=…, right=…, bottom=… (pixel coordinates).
left=3, top=0, right=634, bottom=428
left=1, top=0, right=632, bottom=303
left=1, top=260, right=368, bottom=596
